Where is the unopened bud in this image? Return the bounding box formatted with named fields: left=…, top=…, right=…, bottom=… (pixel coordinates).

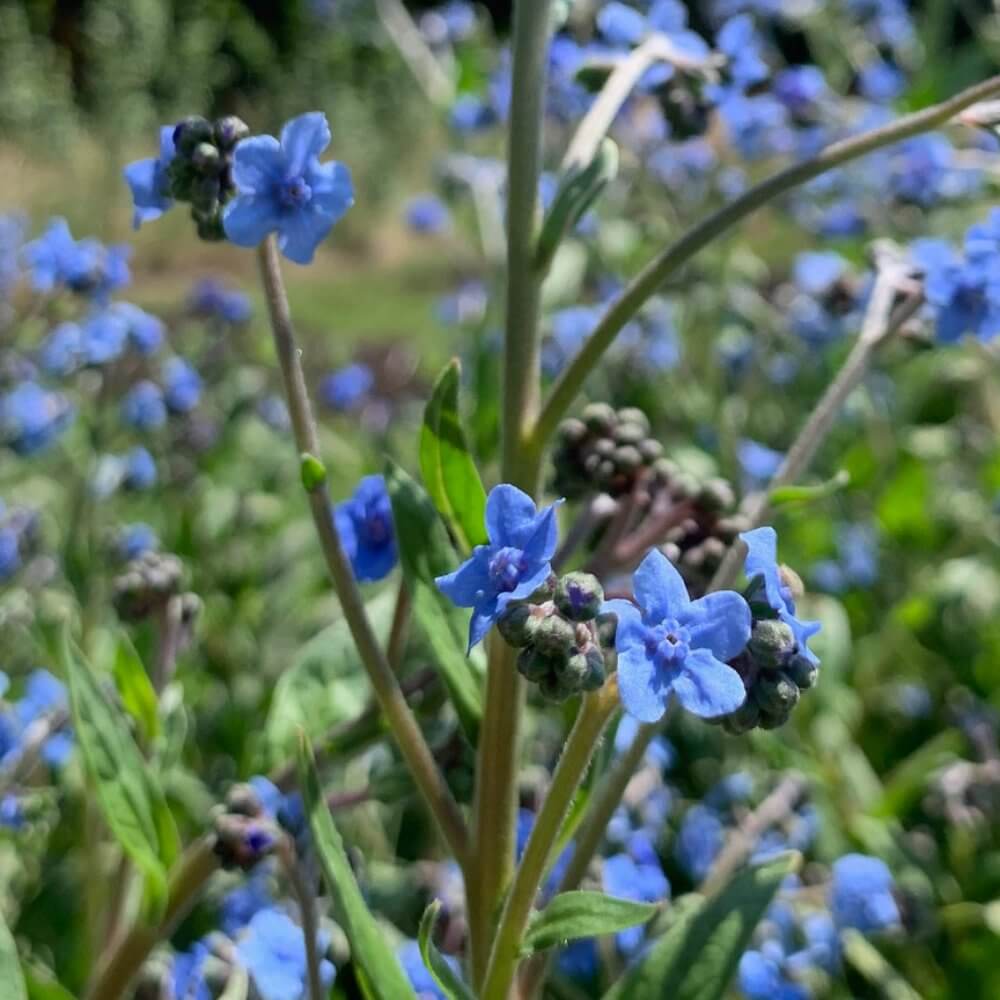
left=753, top=673, right=800, bottom=715
left=554, top=572, right=605, bottom=623
left=517, top=647, right=556, bottom=683
left=215, top=115, right=250, bottom=150
left=748, top=619, right=796, bottom=669
left=533, top=614, right=577, bottom=656
left=497, top=603, right=538, bottom=647
left=785, top=654, right=819, bottom=690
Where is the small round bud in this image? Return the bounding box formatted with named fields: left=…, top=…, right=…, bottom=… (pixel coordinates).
left=722, top=697, right=759, bottom=734
left=671, top=472, right=700, bottom=501
left=192, top=141, right=222, bottom=175
left=638, top=438, right=664, bottom=463
left=758, top=705, right=793, bottom=730
left=698, top=477, right=736, bottom=512
left=613, top=444, right=643, bottom=472
left=225, top=782, right=264, bottom=817
left=497, top=603, right=538, bottom=647
left=517, top=647, right=556, bottom=683
left=194, top=209, right=226, bottom=242
left=554, top=572, right=605, bottom=622
left=613, top=422, right=645, bottom=447
left=747, top=619, right=796, bottom=670
left=582, top=402, right=617, bottom=435
left=173, top=115, right=215, bottom=155
left=581, top=646, right=606, bottom=690
left=616, top=407, right=650, bottom=435
left=652, top=457, right=678, bottom=483
left=539, top=671, right=576, bottom=703
left=557, top=418, right=588, bottom=445
left=597, top=459, right=617, bottom=485
left=533, top=614, right=578, bottom=657
left=753, top=673, right=800, bottom=715
left=562, top=651, right=591, bottom=689
left=785, top=654, right=819, bottom=690
left=596, top=611, right=618, bottom=648
left=214, top=115, right=250, bottom=150
left=593, top=437, right=616, bottom=458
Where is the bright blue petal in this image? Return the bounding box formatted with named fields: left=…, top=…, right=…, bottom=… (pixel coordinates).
left=617, top=645, right=666, bottom=723
left=308, top=160, right=355, bottom=224
left=436, top=549, right=491, bottom=607
left=485, top=484, right=537, bottom=546
left=673, top=648, right=746, bottom=718
left=683, top=590, right=751, bottom=660
left=518, top=499, right=562, bottom=564
left=633, top=548, right=690, bottom=625
left=468, top=600, right=499, bottom=651
left=602, top=598, right=645, bottom=650
left=503, top=560, right=554, bottom=604
left=277, top=206, right=336, bottom=265
left=334, top=505, right=359, bottom=565
left=230, top=135, right=284, bottom=193
left=280, top=112, right=331, bottom=177
left=223, top=196, right=283, bottom=248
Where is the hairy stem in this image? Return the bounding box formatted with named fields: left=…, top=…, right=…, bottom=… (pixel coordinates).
left=256, top=237, right=469, bottom=867
left=481, top=683, right=620, bottom=1000
left=533, top=73, right=1000, bottom=449
left=470, top=0, right=556, bottom=985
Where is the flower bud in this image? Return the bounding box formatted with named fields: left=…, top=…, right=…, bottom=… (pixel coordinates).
left=722, top=696, right=759, bottom=734
left=533, top=614, right=577, bottom=656
left=497, top=602, right=538, bottom=647
left=613, top=422, right=645, bottom=447
left=785, top=654, right=819, bottom=690
left=582, top=402, right=616, bottom=435
left=557, top=417, right=588, bottom=446
left=517, top=647, right=556, bottom=683
left=698, top=477, right=736, bottom=513
left=616, top=407, right=650, bottom=435
left=581, top=646, right=606, bottom=690
left=638, top=438, right=663, bottom=463
left=214, top=115, right=250, bottom=150
left=554, top=572, right=605, bottom=623
left=173, top=115, right=215, bottom=155
left=753, top=673, right=801, bottom=715
left=613, top=444, right=643, bottom=472
left=192, top=142, right=223, bottom=176
left=539, top=670, right=577, bottom=703
left=748, top=619, right=796, bottom=670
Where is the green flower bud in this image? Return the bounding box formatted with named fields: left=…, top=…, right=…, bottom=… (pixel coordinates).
left=722, top=696, right=759, bottom=734
left=558, top=417, right=588, bottom=446
left=596, top=611, right=618, bottom=648
left=698, top=477, right=736, bottom=513
left=561, top=651, right=592, bottom=689
left=194, top=208, right=226, bottom=242
left=613, top=423, right=645, bottom=448
left=748, top=619, right=796, bottom=670
left=671, top=472, right=701, bottom=501
left=638, top=438, right=664, bottom=463
left=753, top=673, right=800, bottom=715
left=554, top=572, right=605, bottom=622
left=539, top=670, right=576, bottom=703
left=214, top=115, right=250, bottom=151
left=518, top=647, right=556, bottom=683
left=613, top=444, right=643, bottom=472
left=582, top=402, right=617, bottom=435
left=533, top=614, right=577, bottom=656
left=593, top=437, right=616, bottom=458
left=758, top=705, right=793, bottom=730
left=616, top=407, right=650, bottom=435
left=652, top=457, right=678, bottom=483
left=581, top=646, right=606, bottom=690
left=497, top=602, right=538, bottom=647
left=173, top=115, right=215, bottom=155
left=785, top=654, right=819, bottom=690
left=192, top=141, right=223, bottom=176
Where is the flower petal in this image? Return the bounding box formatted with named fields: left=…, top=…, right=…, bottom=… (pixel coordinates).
left=308, top=160, right=355, bottom=226
left=230, top=135, right=284, bottom=194
left=601, top=598, right=645, bottom=651
left=277, top=207, right=335, bottom=265
left=468, top=599, right=499, bottom=651
left=518, top=498, right=563, bottom=564
left=633, top=548, right=690, bottom=625
left=485, top=484, right=537, bottom=546
left=684, top=590, right=751, bottom=660
left=672, top=648, right=746, bottom=718
left=223, top=195, right=282, bottom=248
left=435, top=549, right=491, bottom=608
left=281, top=112, right=331, bottom=176
left=617, top=645, right=667, bottom=723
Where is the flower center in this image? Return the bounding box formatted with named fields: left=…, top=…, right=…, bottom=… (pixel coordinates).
left=362, top=508, right=391, bottom=546
left=645, top=619, right=691, bottom=666
left=488, top=546, right=528, bottom=593
left=279, top=176, right=312, bottom=208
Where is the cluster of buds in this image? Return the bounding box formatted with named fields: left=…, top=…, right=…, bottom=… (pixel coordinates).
left=716, top=576, right=819, bottom=734
left=112, top=550, right=201, bottom=624
left=498, top=572, right=608, bottom=702
left=213, top=782, right=283, bottom=871
left=167, top=115, right=249, bottom=240
left=136, top=933, right=237, bottom=1000
left=552, top=404, right=664, bottom=499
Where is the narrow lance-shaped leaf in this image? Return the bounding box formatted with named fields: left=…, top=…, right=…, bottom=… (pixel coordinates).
left=418, top=901, right=476, bottom=1000
left=385, top=460, right=482, bottom=740
left=112, top=631, right=160, bottom=745
left=523, top=891, right=660, bottom=955
left=0, top=908, right=27, bottom=1000
left=297, top=735, right=417, bottom=1000
left=601, top=853, right=800, bottom=1000
left=419, top=360, right=488, bottom=555
left=64, top=633, right=180, bottom=921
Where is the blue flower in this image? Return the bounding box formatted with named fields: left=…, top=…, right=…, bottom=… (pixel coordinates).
left=436, top=484, right=561, bottom=651
left=220, top=870, right=275, bottom=935
left=111, top=302, right=165, bottom=355
left=170, top=940, right=212, bottom=1000
left=0, top=528, right=20, bottom=581
left=741, top=527, right=821, bottom=667
left=830, top=854, right=900, bottom=933
left=223, top=112, right=354, bottom=264
left=603, top=844, right=669, bottom=954
left=793, top=251, right=847, bottom=297
left=738, top=439, right=784, bottom=489
left=320, top=363, right=374, bottom=411
left=39, top=322, right=84, bottom=376
left=772, top=65, right=828, bottom=115
left=123, top=125, right=177, bottom=229
left=80, top=309, right=129, bottom=366
left=236, top=908, right=335, bottom=1000
left=123, top=446, right=157, bottom=490
left=334, top=475, right=397, bottom=583
left=597, top=3, right=647, bottom=46
left=675, top=804, right=725, bottom=882
left=1, top=381, right=74, bottom=455
left=163, top=357, right=202, bottom=413
left=716, top=15, right=769, bottom=91
left=189, top=278, right=253, bottom=324
left=117, top=523, right=159, bottom=561
left=604, top=548, right=750, bottom=723
left=717, top=93, right=793, bottom=161
left=0, top=670, right=72, bottom=770
left=21, top=219, right=130, bottom=300
left=738, top=948, right=809, bottom=1000
left=405, top=194, right=451, bottom=234
left=121, top=380, right=167, bottom=431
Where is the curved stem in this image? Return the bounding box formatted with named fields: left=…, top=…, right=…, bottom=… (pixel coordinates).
left=280, top=841, right=325, bottom=1000
left=256, top=237, right=469, bottom=868
left=533, top=73, right=1000, bottom=450
left=83, top=838, right=219, bottom=1000
left=480, top=683, right=620, bottom=1000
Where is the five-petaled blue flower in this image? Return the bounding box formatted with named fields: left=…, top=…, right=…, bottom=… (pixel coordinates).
left=123, top=125, right=177, bottom=229
left=604, top=548, right=750, bottom=723
left=830, top=854, right=900, bottom=933
left=436, top=484, right=561, bottom=651
left=741, top=527, right=821, bottom=666
left=223, top=112, right=354, bottom=264
left=334, top=475, right=397, bottom=583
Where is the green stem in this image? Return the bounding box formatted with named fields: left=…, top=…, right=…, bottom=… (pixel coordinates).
left=470, top=0, right=556, bottom=985
left=83, top=838, right=219, bottom=1000
left=480, top=684, right=620, bottom=1000
left=256, top=237, right=469, bottom=868
left=532, top=72, right=1000, bottom=450
left=280, top=841, right=326, bottom=1000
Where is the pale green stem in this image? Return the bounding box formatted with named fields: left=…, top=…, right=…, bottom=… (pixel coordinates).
left=470, top=0, right=556, bottom=985
left=256, top=237, right=469, bottom=867
left=374, top=0, right=455, bottom=107
left=280, top=840, right=326, bottom=1000
left=480, top=683, right=620, bottom=1000
left=532, top=72, right=1000, bottom=452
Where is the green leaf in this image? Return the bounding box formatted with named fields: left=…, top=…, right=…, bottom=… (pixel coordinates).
left=602, top=853, right=799, bottom=1000
left=418, top=901, right=476, bottom=1000
left=419, top=360, right=488, bottom=555
left=386, top=461, right=483, bottom=740
left=0, top=909, right=27, bottom=1000
left=112, top=632, right=159, bottom=744
left=265, top=592, right=393, bottom=764
left=64, top=634, right=180, bottom=921
left=523, top=891, right=660, bottom=955
left=297, top=736, right=417, bottom=1000
left=24, top=963, right=75, bottom=1000
left=841, top=928, right=921, bottom=1000
left=769, top=469, right=850, bottom=507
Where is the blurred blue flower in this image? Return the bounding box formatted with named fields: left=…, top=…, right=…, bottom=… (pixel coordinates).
left=80, top=309, right=130, bottom=366
left=164, top=357, right=202, bottom=413
left=597, top=3, right=648, bottom=46
left=236, top=908, right=335, bottom=1000
left=742, top=527, right=821, bottom=667
left=604, top=548, right=750, bottom=723
left=111, top=302, right=165, bottom=355
left=39, top=322, right=84, bottom=376
left=334, top=475, right=397, bottom=583
left=675, top=804, right=725, bottom=882
left=221, top=870, right=275, bottom=935
left=405, top=194, right=451, bottom=234
left=717, top=93, right=793, bottom=161
left=0, top=670, right=72, bottom=770
left=437, top=279, right=488, bottom=326
left=738, top=948, right=809, bottom=1000
left=223, top=112, right=354, bottom=264
left=189, top=278, right=253, bottom=324
left=830, top=854, right=900, bottom=933
left=793, top=251, right=847, bottom=297
left=773, top=65, right=828, bottom=116
left=170, top=940, right=212, bottom=1000
left=398, top=938, right=462, bottom=999
left=603, top=842, right=669, bottom=954
left=124, top=446, right=158, bottom=490
left=717, top=15, right=769, bottom=91
left=437, top=484, right=561, bottom=650
left=738, top=439, right=783, bottom=489
left=320, top=362, right=374, bottom=411
left=124, top=125, right=177, bottom=229
left=22, top=219, right=130, bottom=300
left=121, top=380, right=167, bottom=431
left=0, top=528, right=20, bottom=581
left=118, top=523, right=159, bottom=561
left=1, top=381, right=74, bottom=455
left=858, top=59, right=906, bottom=102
